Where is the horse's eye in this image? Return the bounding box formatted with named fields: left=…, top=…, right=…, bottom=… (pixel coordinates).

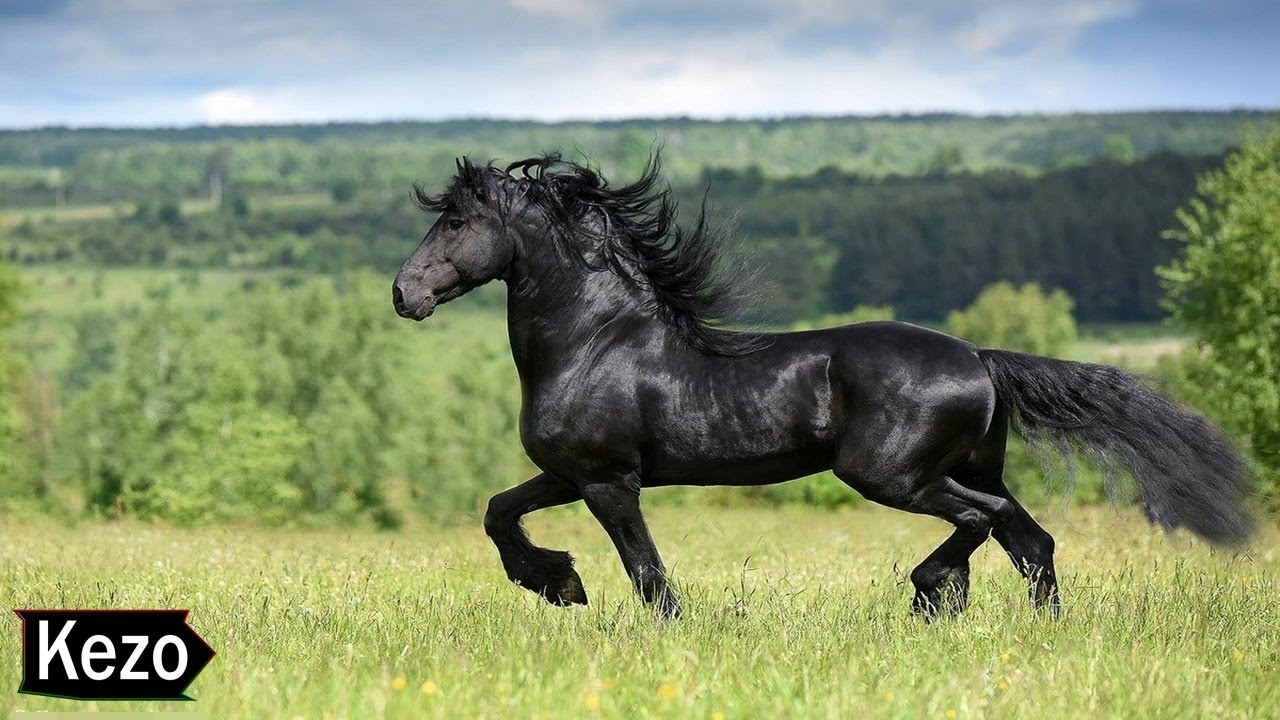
left=447, top=217, right=466, bottom=231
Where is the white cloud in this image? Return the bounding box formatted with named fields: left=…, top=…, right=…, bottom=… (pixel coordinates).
left=957, top=0, right=1138, bottom=56
left=194, top=89, right=271, bottom=124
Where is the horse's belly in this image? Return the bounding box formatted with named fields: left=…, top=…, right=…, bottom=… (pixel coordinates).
left=644, top=446, right=834, bottom=487
left=641, top=408, right=836, bottom=487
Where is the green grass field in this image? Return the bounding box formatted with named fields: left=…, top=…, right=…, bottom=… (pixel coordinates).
left=2, top=505, right=1276, bottom=718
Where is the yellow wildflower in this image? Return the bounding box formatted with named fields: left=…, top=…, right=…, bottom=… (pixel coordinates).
left=421, top=680, right=439, bottom=695
left=390, top=676, right=407, bottom=692
left=657, top=683, right=679, bottom=700
left=583, top=690, right=602, bottom=710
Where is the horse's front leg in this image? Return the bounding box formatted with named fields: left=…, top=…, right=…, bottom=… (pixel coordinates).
left=484, top=473, right=587, bottom=606
left=580, top=479, right=681, bottom=619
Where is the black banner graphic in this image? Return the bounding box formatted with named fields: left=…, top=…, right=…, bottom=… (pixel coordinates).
left=15, top=609, right=215, bottom=701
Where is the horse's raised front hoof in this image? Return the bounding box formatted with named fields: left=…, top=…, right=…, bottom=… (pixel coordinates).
left=911, top=567, right=970, bottom=620
left=544, top=568, right=589, bottom=606
left=508, top=550, right=589, bottom=607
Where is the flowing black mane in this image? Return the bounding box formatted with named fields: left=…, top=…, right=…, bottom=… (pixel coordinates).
left=414, top=153, right=767, bottom=355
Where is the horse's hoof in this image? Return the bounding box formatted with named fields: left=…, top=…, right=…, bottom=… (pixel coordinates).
left=911, top=590, right=944, bottom=621
left=655, top=594, right=682, bottom=621
left=911, top=569, right=969, bottom=620
left=548, top=569, right=589, bottom=606
left=1030, top=583, right=1062, bottom=615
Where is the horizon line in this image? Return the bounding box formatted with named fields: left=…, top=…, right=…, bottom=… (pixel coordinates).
left=3, top=106, right=1279, bottom=134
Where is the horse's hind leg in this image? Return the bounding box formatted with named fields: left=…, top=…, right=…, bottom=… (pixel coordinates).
left=952, top=411, right=1060, bottom=610
left=834, top=433, right=1014, bottom=618
left=484, top=473, right=588, bottom=606
left=901, top=480, right=1014, bottom=616
left=990, top=487, right=1059, bottom=610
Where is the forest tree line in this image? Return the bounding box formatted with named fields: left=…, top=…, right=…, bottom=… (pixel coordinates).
left=695, top=151, right=1225, bottom=322
left=1, top=110, right=1275, bottom=204
left=5, top=149, right=1227, bottom=324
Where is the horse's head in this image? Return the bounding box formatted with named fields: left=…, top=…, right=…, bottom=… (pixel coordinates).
left=393, top=159, right=515, bottom=320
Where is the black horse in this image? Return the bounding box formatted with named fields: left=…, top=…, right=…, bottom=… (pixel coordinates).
left=392, top=154, right=1252, bottom=619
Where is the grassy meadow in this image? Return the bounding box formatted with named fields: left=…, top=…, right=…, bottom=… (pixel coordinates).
left=1, top=505, right=1276, bottom=719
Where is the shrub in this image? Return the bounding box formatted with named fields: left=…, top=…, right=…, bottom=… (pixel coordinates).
left=946, top=282, right=1078, bottom=356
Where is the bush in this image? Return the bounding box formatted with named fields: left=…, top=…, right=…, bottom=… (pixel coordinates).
left=946, top=282, right=1078, bottom=356
left=57, top=272, right=531, bottom=525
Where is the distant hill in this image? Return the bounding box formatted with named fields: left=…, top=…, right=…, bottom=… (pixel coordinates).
left=1, top=111, right=1276, bottom=205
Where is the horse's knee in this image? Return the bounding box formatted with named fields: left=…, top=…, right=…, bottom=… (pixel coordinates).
left=483, top=495, right=510, bottom=542
left=950, top=493, right=1013, bottom=537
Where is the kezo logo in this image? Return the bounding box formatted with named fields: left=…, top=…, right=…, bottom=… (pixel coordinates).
left=14, top=610, right=215, bottom=701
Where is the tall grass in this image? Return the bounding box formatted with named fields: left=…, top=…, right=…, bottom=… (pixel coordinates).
left=1, top=505, right=1275, bottom=718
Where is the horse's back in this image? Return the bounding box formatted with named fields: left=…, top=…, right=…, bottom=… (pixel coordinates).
left=819, top=319, right=995, bottom=414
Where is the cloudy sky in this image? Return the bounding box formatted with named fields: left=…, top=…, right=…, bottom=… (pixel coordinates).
left=1, top=0, right=1276, bottom=128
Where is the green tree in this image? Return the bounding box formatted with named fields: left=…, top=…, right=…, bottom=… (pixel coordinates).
left=0, top=262, right=21, bottom=328
left=946, top=282, right=1078, bottom=356
left=745, top=234, right=837, bottom=322
left=918, top=144, right=964, bottom=178
left=1103, top=134, right=1136, bottom=162
left=330, top=177, right=358, bottom=204
left=0, top=263, right=28, bottom=501
left=614, top=129, right=654, bottom=180
left=157, top=199, right=182, bottom=225
left=1159, top=128, right=1280, bottom=505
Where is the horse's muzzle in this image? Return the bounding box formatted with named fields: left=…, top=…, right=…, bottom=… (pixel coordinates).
left=393, top=261, right=461, bottom=320
left=392, top=282, right=437, bottom=321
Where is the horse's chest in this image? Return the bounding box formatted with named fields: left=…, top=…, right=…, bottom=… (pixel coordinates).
left=519, top=378, right=641, bottom=472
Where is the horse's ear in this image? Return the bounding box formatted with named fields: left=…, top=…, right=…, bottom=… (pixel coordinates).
left=458, top=157, right=487, bottom=201
left=455, top=157, right=465, bottom=174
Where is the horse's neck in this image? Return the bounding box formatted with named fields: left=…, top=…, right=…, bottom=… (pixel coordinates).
left=505, top=256, right=660, bottom=378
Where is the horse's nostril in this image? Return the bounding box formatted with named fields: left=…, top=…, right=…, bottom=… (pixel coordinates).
left=392, top=284, right=404, bottom=308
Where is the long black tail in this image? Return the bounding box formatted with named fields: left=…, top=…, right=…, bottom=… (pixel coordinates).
left=978, top=348, right=1253, bottom=546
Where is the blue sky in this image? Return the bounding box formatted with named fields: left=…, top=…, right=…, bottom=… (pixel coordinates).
left=1, top=0, right=1276, bottom=128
